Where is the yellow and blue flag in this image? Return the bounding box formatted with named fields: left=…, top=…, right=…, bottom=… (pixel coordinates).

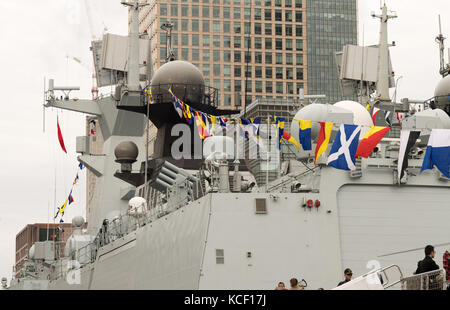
left=295, top=119, right=312, bottom=151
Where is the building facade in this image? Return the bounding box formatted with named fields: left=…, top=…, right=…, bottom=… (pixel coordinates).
left=138, top=0, right=357, bottom=109
left=306, top=0, right=358, bottom=102
left=15, top=223, right=74, bottom=277
left=139, top=0, right=308, bottom=109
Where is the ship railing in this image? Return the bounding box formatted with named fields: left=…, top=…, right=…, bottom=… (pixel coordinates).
left=397, top=269, right=446, bottom=290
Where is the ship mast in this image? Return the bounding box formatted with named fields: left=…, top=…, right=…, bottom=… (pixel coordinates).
left=372, top=3, right=397, bottom=103
left=436, top=15, right=450, bottom=78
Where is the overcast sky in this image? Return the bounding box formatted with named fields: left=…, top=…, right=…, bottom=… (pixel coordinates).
left=0, top=0, right=449, bottom=280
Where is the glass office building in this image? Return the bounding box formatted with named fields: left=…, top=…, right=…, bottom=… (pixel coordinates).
left=306, top=0, right=358, bottom=102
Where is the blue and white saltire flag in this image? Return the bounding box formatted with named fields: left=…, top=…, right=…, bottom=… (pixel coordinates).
left=421, top=129, right=450, bottom=178
left=326, top=124, right=361, bottom=171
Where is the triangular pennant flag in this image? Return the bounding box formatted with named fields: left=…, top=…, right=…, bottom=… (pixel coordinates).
left=355, top=126, right=390, bottom=158
left=57, top=115, right=67, bottom=153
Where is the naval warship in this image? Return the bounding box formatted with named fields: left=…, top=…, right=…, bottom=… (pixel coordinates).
left=3, top=2, right=450, bottom=290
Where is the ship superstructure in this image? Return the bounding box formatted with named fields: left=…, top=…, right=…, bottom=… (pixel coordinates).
left=4, top=2, right=450, bottom=290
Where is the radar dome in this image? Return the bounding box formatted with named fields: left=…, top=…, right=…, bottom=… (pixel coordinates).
left=411, top=108, right=450, bottom=129
left=72, top=216, right=85, bottom=228
left=151, top=60, right=205, bottom=105
left=333, top=101, right=373, bottom=126
left=334, top=100, right=373, bottom=137
left=290, top=104, right=353, bottom=140
left=115, top=141, right=139, bottom=164
left=434, top=75, right=450, bottom=106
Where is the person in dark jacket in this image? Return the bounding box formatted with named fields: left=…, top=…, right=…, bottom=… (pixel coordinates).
left=415, top=245, right=440, bottom=274
left=337, top=268, right=353, bottom=286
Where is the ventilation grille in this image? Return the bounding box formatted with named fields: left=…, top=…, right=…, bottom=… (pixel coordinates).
left=350, top=158, right=362, bottom=178
left=216, top=249, right=224, bottom=264
left=255, top=198, right=267, bottom=214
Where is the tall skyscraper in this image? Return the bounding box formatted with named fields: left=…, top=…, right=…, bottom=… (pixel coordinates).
left=306, top=0, right=358, bottom=102
left=138, top=0, right=357, bottom=108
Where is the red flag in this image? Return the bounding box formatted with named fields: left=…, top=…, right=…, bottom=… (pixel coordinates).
left=57, top=115, right=67, bottom=153
left=90, top=129, right=95, bottom=135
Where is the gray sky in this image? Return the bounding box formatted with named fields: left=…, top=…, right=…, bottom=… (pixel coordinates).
left=0, top=0, right=449, bottom=280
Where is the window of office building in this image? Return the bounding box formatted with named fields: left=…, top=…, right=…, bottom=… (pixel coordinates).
left=266, top=81, right=273, bottom=93
left=265, top=52, right=272, bottom=64
left=234, top=7, right=241, bottom=19
left=255, top=81, right=263, bottom=93
left=234, top=65, right=241, bottom=77
left=182, top=19, right=188, bottom=31
left=275, top=53, right=283, bottom=64
left=192, top=5, right=199, bottom=17
left=202, top=6, right=210, bottom=17
left=265, top=38, right=272, bottom=49
left=234, top=36, right=241, bottom=48
left=181, top=48, right=189, bottom=60
left=295, top=0, right=302, bottom=8
left=235, top=80, right=242, bottom=91
left=213, top=21, right=220, bottom=32
left=276, top=82, right=283, bottom=94
left=275, top=24, right=282, bottom=36
left=160, top=4, right=167, bottom=15
left=264, top=9, right=271, bottom=21
left=286, top=25, right=292, bottom=36
left=244, top=8, right=251, bottom=20
left=254, top=8, right=261, bottom=20
left=285, top=39, right=293, bottom=50
left=182, top=34, right=189, bottom=45
left=224, top=80, right=231, bottom=92
left=275, top=38, right=282, bottom=50
left=296, top=53, right=303, bottom=65
left=224, top=50, right=231, bottom=62
left=255, top=52, right=262, bottom=63
left=213, top=35, right=220, bottom=47
left=285, top=10, right=292, bottom=22
left=213, top=50, right=220, bottom=61
left=223, top=7, right=230, bottom=18
left=202, top=50, right=210, bottom=63
left=202, top=20, right=210, bottom=32
left=276, top=67, right=283, bottom=79
left=224, top=65, right=231, bottom=77
left=192, top=34, right=199, bottom=46
left=255, top=37, right=262, bottom=49
left=287, top=82, right=294, bottom=94
left=234, top=51, right=241, bottom=62
left=263, top=24, right=271, bottom=36
left=286, top=53, right=293, bottom=65
left=224, top=36, right=231, bottom=48
left=245, top=51, right=251, bottom=63
left=295, top=10, right=302, bottom=22
left=244, top=22, right=251, bottom=34
left=255, top=66, right=262, bottom=78
left=213, top=65, right=220, bottom=76
left=265, top=67, right=272, bottom=78
left=255, top=23, right=261, bottom=35
left=203, top=64, right=210, bottom=76
left=170, top=4, right=178, bottom=16
left=286, top=0, right=292, bottom=6
left=296, top=25, right=303, bottom=37
left=192, top=20, right=199, bottom=32
left=265, top=0, right=271, bottom=6
left=286, top=67, right=293, bottom=79
left=275, top=10, right=282, bottom=21
left=224, top=94, right=231, bottom=106
left=214, top=79, right=221, bottom=90
left=192, top=49, right=199, bottom=61
left=296, top=68, right=304, bottom=80
left=234, top=22, right=241, bottom=34
left=213, top=6, right=220, bottom=18
left=296, top=39, right=303, bottom=51
left=181, top=4, right=188, bottom=16
left=203, top=35, right=210, bottom=46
